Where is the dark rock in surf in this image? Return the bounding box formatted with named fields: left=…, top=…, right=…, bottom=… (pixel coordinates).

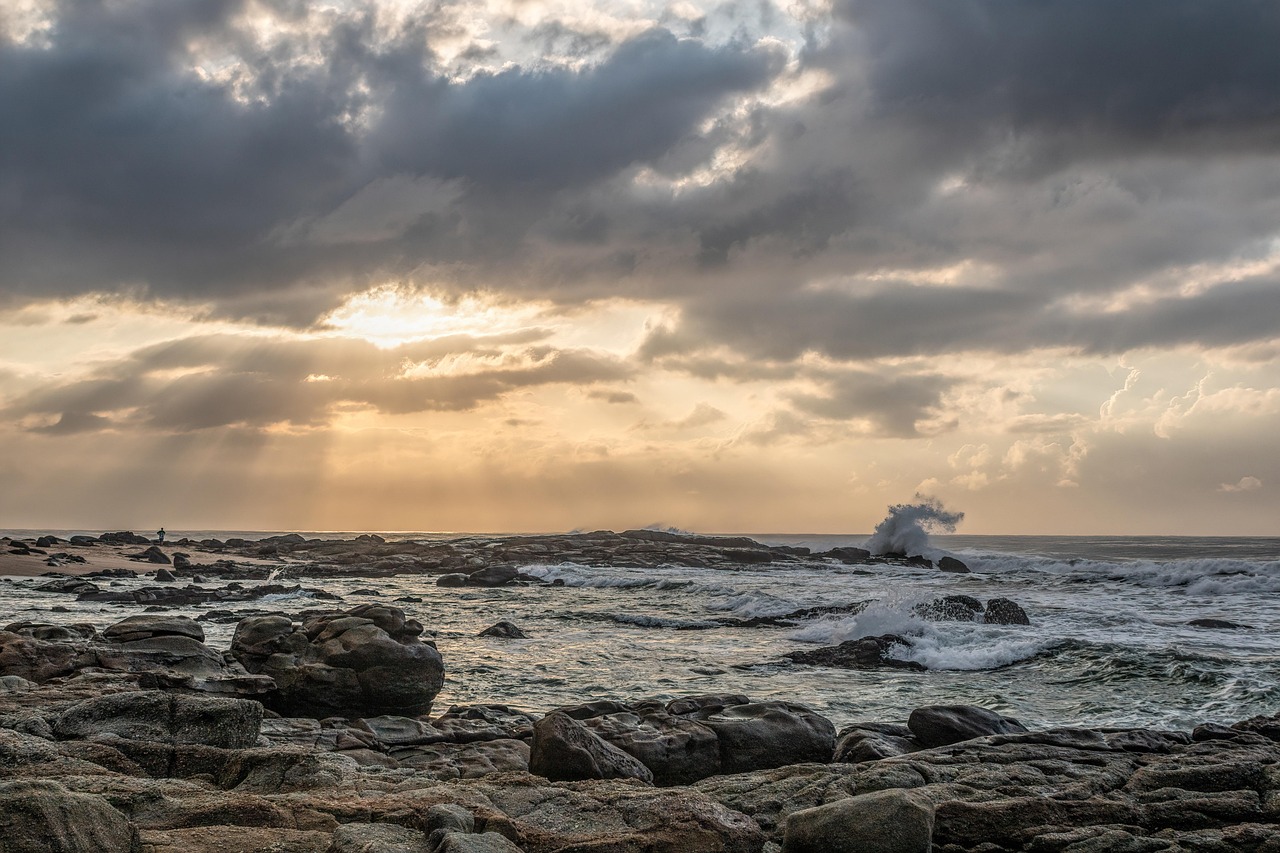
left=823, top=547, right=872, bottom=564
left=436, top=573, right=470, bottom=587
left=171, top=554, right=192, bottom=570
left=98, top=531, right=151, bottom=546
left=478, top=621, right=527, bottom=639
left=915, top=595, right=983, bottom=621
left=465, top=565, right=520, bottom=587
left=983, top=598, right=1031, bottom=625
left=1188, top=618, right=1253, bottom=630
left=938, top=555, right=970, bottom=573
left=784, top=634, right=925, bottom=671
left=102, top=615, right=204, bottom=643
left=907, top=704, right=1028, bottom=747
left=153, top=567, right=175, bottom=582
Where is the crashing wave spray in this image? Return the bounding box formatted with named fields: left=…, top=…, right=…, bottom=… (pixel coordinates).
left=863, top=496, right=964, bottom=556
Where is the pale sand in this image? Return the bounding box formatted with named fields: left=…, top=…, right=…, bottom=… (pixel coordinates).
left=0, top=540, right=286, bottom=578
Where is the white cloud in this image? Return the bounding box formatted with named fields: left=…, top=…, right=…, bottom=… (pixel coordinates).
left=1218, top=476, right=1262, bottom=493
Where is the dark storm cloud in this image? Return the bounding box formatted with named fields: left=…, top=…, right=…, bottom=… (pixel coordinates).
left=0, top=0, right=781, bottom=316
left=842, top=0, right=1280, bottom=147
left=6, top=333, right=633, bottom=431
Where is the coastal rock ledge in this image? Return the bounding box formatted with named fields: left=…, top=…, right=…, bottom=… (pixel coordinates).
left=1, top=669, right=1277, bottom=853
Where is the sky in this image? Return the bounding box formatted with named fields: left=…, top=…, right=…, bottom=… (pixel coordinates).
left=2, top=0, right=1279, bottom=535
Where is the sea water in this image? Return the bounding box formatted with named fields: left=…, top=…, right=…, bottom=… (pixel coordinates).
left=3, top=529, right=1278, bottom=731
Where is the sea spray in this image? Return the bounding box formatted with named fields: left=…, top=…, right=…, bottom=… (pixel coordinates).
left=864, top=496, right=964, bottom=556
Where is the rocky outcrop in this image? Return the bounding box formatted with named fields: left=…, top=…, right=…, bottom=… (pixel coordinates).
left=478, top=621, right=527, bottom=639
left=529, top=711, right=655, bottom=783
left=53, top=690, right=263, bottom=748
left=784, top=635, right=925, bottom=671
left=0, top=779, right=141, bottom=853
left=231, top=605, right=445, bottom=719
left=782, top=789, right=935, bottom=853
left=907, top=704, right=1028, bottom=747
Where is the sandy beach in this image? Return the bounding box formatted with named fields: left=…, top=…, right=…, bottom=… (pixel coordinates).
left=0, top=538, right=284, bottom=578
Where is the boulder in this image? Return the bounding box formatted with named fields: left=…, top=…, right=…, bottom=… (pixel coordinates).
left=231, top=605, right=445, bottom=719
left=465, top=565, right=520, bottom=587
left=907, top=704, right=1028, bottom=748
left=1188, top=618, right=1252, bottom=630
left=782, top=788, right=935, bottom=853
left=695, top=702, right=836, bottom=774
left=914, top=595, right=983, bottom=622
left=103, top=614, right=205, bottom=643
left=937, top=556, right=970, bottom=573
left=834, top=723, right=918, bottom=763
left=583, top=708, right=722, bottom=785
left=172, top=553, right=193, bottom=570
left=529, top=711, right=654, bottom=783
left=983, top=598, right=1031, bottom=625
left=478, top=621, right=527, bottom=639
left=127, top=545, right=171, bottom=564
left=154, top=567, right=176, bottom=582
left=54, top=691, right=263, bottom=749
left=437, top=573, right=470, bottom=588
left=0, top=779, right=141, bottom=853
left=824, top=547, right=872, bottom=564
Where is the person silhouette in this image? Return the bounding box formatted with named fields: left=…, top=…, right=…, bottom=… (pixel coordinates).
left=157, top=528, right=166, bottom=543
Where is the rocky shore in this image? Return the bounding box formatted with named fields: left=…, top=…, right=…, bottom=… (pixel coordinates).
left=2, top=532, right=1276, bottom=852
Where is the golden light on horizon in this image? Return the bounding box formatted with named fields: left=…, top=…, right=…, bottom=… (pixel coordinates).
left=319, top=286, right=544, bottom=347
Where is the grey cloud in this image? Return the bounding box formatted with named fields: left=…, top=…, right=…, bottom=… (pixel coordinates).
left=7, top=333, right=632, bottom=432
left=26, top=411, right=115, bottom=435
left=843, top=0, right=1280, bottom=150
left=788, top=369, right=955, bottom=438
left=588, top=389, right=640, bottom=404
left=0, top=2, right=783, bottom=317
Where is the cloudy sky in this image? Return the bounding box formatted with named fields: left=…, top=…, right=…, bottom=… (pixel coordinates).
left=2, top=0, right=1279, bottom=534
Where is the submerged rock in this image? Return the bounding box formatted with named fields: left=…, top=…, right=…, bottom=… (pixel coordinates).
left=983, top=598, right=1031, bottom=625
left=478, top=621, right=527, bottom=639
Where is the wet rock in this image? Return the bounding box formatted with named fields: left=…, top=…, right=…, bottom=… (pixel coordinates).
left=154, top=567, right=176, bottom=582
left=907, top=704, right=1028, bottom=747
left=391, top=738, right=531, bottom=779
left=915, top=595, right=983, bottom=622
left=983, top=598, right=1031, bottom=625
left=429, top=704, right=537, bottom=743
left=478, top=621, right=527, bottom=639
left=822, top=547, right=872, bottom=564
left=172, top=553, right=192, bottom=570
left=437, top=573, right=470, bottom=587
left=231, top=605, right=445, bottom=719
left=529, top=711, right=654, bottom=783
left=782, top=788, right=935, bottom=853
left=1188, top=617, right=1253, bottom=630
left=784, top=635, right=926, bottom=671
left=465, top=565, right=520, bottom=587
left=100, top=531, right=152, bottom=545
left=0, top=779, right=141, bottom=853
left=937, top=556, right=970, bottom=573
left=34, top=577, right=100, bottom=595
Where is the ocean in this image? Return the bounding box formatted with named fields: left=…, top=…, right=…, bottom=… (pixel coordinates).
left=4, top=529, right=1278, bottom=732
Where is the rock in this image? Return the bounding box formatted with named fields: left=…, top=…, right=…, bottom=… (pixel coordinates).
left=907, top=704, right=1028, bottom=747
left=465, top=565, right=519, bottom=587
left=391, top=739, right=531, bottom=779
left=231, top=605, right=445, bottom=719
left=0, top=779, right=141, bottom=852
left=34, top=577, right=100, bottom=595
left=529, top=711, right=654, bottom=783
left=782, top=788, right=935, bottom=853
left=429, top=705, right=537, bottom=743
left=824, top=547, right=872, bottom=564
left=99, top=531, right=152, bottom=545
left=126, top=545, right=172, bottom=564
left=784, top=635, right=926, bottom=671
left=696, top=702, right=836, bottom=774
left=834, top=723, right=918, bottom=763
left=155, top=567, right=176, bottom=582
left=68, top=535, right=97, bottom=546
left=582, top=707, right=721, bottom=785
left=425, top=804, right=476, bottom=835
left=478, top=621, right=527, bottom=639
left=103, top=614, right=205, bottom=643
left=172, top=553, right=192, bottom=570
left=328, top=822, right=430, bottom=852
left=0, top=674, right=36, bottom=692
left=937, top=556, right=969, bottom=573
left=431, top=833, right=525, bottom=853
left=983, top=598, right=1031, bottom=625
left=1188, top=618, right=1253, bottom=630
left=915, top=595, right=983, bottom=621
left=54, top=691, right=263, bottom=749
left=35, top=536, right=61, bottom=548
left=437, top=573, right=470, bottom=587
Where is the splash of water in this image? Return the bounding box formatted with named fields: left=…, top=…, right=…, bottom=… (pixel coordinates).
left=863, top=496, right=964, bottom=556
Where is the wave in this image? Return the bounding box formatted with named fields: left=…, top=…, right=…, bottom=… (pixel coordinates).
left=598, top=613, right=723, bottom=630
left=959, top=551, right=1280, bottom=595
